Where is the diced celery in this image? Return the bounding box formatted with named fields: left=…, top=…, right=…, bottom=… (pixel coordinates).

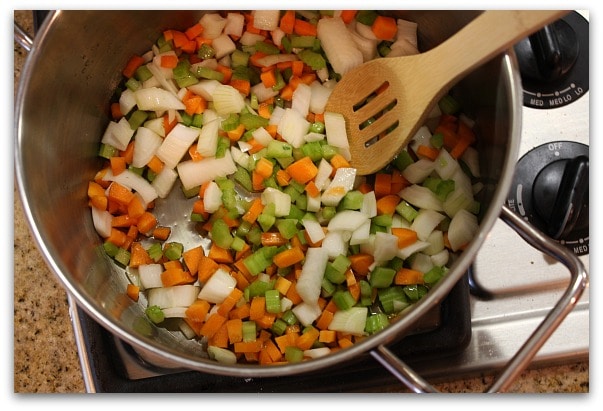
left=430, top=132, right=444, bottom=149
left=393, top=150, right=414, bottom=171
left=125, top=77, right=141, bottom=91
left=281, top=309, right=298, bottom=325
left=135, top=64, right=153, bottom=82
left=211, top=218, right=234, bottom=249
left=103, top=241, right=119, bottom=257
left=301, top=141, right=323, bottom=162
left=271, top=318, right=288, bottom=335
left=240, top=112, right=269, bottom=130
left=369, top=266, right=396, bottom=288
left=98, top=143, right=118, bottom=159
left=242, top=321, right=257, bottom=342
left=340, top=190, right=364, bottom=210
left=221, top=113, right=240, bottom=132
left=114, top=247, right=131, bottom=267
left=356, top=10, right=378, bottom=25
left=378, top=286, right=409, bottom=314
left=424, top=265, right=446, bottom=286
left=332, top=290, right=356, bottom=310
left=365, top=313, right=389, bottom=334
left=285, top=346, right=304, bottom=363
left=197, top=43, right=216, bottom=59
left=372, top=214, right=393, bottom=227
left=231, top=49, right=250, bottom=67
left=255, top=41, right=280, bottom=55
left=145, top=305, right=165, bottom=324
left=147, top=242, right=163, bottom=262
left=331, top=254, right=351, bottom=273
left=297, top=49, right=326, bottom=70
left=163, top=242, right=183, bottom=260
left=320, top=144, right=338, bottom=160
left=265, top=289, right=281, bottom=314
left=275, top=218, right=299, bottom=239
left=396, top=200, right=419, bottom=222
left=438, top=94, right=461, bottom=115
left=324, top=263, right=346, bottom=284
left=195, top=66, right=224, bottom=82
left=290, top=35, right=317, bottom=48
left=321, top=277, right=337, bottom=297
left=233, top=166, right=253, bottom=192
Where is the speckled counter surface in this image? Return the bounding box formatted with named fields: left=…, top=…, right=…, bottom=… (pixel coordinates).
left=13, top=10, right=589, bottom=394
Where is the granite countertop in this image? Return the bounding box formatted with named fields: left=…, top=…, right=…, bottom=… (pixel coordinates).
left=13, top=10, right=589, bottom=394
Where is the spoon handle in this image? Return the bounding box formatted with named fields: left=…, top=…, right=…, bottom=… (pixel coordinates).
left=422, top=10, right=568, bottom=92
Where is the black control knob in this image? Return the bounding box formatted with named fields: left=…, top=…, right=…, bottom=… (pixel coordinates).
left=506, top=141, right=589, bottom=256
left=514, top=11, right=588, bottom=109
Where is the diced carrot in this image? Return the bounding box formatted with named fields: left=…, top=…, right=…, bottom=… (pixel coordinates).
left=257, top=102, right=273, bottom=120
left=122, top=54, right=145, bottom=79
left=112, top=214, right=136, bottom=228
left=279, top=83, right=294, bottom=101
left=275, top=333, right=295, bottom=354
left=252, top=170, right=265, bottom=191
left=208, top=243, right=233, bottom=264
left=273, top=247, right=305, bottom=268
left=255, top=157, right=274, bottom=179
left=234, top=340, right=263, bottom=353
left=200, top=313, right=227, bottom=338
left=394, top=268, right=425, bottom=285
left=260, top=68, right=278, bottom=89
left=286, top=156, right=318, bottom=184
left=349, top=253, right=374, bottom=277
left=226, top=123, right=246, bottom=142
left=390, top=169, right=410, bottom=193
left=285, top=282, right=303, bottom=305
left=416, top=144, right=440, bottom=161
left=338, top=337, right=354, bottom=349
left=163, top=114, right=178, bottom=135
left=217, top=288, right=244, bottom=316
left=107, top=182, right=134, bottom=206
left=184, top=95, right=207, bottom=115
left=315, top=310, right=334, bottom=330
left=255, top=313, right=276, bottom=329
left=226, top=318, right=244, bottom=344
left=126, top=284, right=139, bottom=302
left=296, top=326, right=319, bottom=350
left=106, top=228, right=127, bottom=246
left=275, top=169, right=291, bottom=187
left=357, top=182, right=373, bottom=194
left=215, top=64, right=233, bottom=84
left=161, top=267, right=195, bottom=287
left=242, top=198, right=264, bottom=224
left=291, top=60, right=304, bottom=77
left=230, top=78, right=251, bottom=96
left=182, top=246, right=204, bottom=276
left=89, top=195, right=108, bottom=211
left=319, top=329, right=337, bottom=343
left=376, top=194, right=401, bottom=215
left=249, top=51, right=268, bottom=67
left=147, top=155, right=164, bottom=174
left=373, top=173, right=392, bottom=199
left=160, top=54, right=179, bottom=68
left=260, top=231, right=288, bottom=247
left=163, top=29, right=174, bottom=42
left=127, top=196, right=146, bottom=219
left=371, top=15, right=398, bottom=40
left=279, top=10, right=296, bottom=34
left=263, top=339, right=283, bottom=362
left=129, top=242, right=153, bottom=268
left=391, top=227, right=418, bottom=249
left=294, top=19, right=317, bottom=36
left=305, top=180, right=320, bottom=198
left=136, top=211, right=158, bottom=234
left=208, top=322, right=229, bottom=348
left=274, top=276, right=292, bottom=296
left=229, top=302, right=251, bottom=320
left=120, top=141, right=135, bottom=165
left=110, top=102, right=123, bottom=120
left=340, top=10, right=358, bottom=24
left=249, top=296, right=266, bottom=321
left=185, top=22, right=204, bottom=40
left=185, top=299, right=211, bottom=323
left=329, top=153, right=351, bottom=170
left=197, top=254, right=220, bottom=283
left=450, top=121, right=476, bottom=159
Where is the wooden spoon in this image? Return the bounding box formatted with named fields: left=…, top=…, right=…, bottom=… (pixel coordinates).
left=325, top=10, right=568, bottom=175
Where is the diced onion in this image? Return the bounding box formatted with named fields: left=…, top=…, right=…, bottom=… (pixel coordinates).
left=302, top=218, right=326, bottom=244
left=196, top=118, right=220, bottom=157
left=251, top=10, right=280, bottom=31
left=277, top=108, right=310, bottom=148
left=177, top=151, right=238, bottom=191
left=151, top=167, right=178, bottom=199
left=327, top=210, right=369, bottom=232
left=147, top=285, right=200, bottom=309
left=296, top=247, right=329, bottom=305
left=134, top=86, right=185, bottom=112
left=101, top=118, right=134, bottom=151
left=203, top=181, right=223, bottom=213
left=91, top=207, right=112, bottom=238
left=156, top=123, right=200, bottom=169
left=447, top=209, right=479, bottom=251
left=207, top=346, right=237, bottom=365
left=328, top=306, right=368, bottom=335
left=138, top=264, right=164, bottom=289
left=212, top=84, right=246, bottom=116
left=410, top=209, right=446, bottom=241
left=324, top=111, right=349, bottom=149
left=399, top=184, right=444, bottom=212
left=197, top=268, right=236, bottom=304
left=291, top=302, right=322, bottom=327
left=199, top=13, right=227, bottom=39
left=317, top=16, right=363, bottom=76
left=132, top=127, right=163, bottom=168
left=261, top=187, right=291, bottom=217
left=372, top=232, right=399, bottom=262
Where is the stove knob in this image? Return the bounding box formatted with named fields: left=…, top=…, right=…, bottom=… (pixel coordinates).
left=515, top=19, right=579, bottom=83
left=507, top=141, right=589, bottom=256
left=532, top=155, right=588, bottom=239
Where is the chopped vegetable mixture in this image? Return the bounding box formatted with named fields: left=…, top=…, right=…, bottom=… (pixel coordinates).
left=88, top=10, right=482, bottom=365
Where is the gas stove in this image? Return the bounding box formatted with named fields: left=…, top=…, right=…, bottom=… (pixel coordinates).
left=67, top=10, right=589, bottom=392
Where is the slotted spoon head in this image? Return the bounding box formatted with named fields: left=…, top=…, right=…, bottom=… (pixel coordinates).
left=325, top=56, right=436, bottom=176
left=325, top=10, right=569, bottom=176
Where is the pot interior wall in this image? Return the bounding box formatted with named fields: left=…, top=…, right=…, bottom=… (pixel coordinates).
left=15, top=10, right=519, bottom=374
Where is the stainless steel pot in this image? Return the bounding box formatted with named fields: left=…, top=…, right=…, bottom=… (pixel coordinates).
left=14, top=10, right=587, bottom=392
